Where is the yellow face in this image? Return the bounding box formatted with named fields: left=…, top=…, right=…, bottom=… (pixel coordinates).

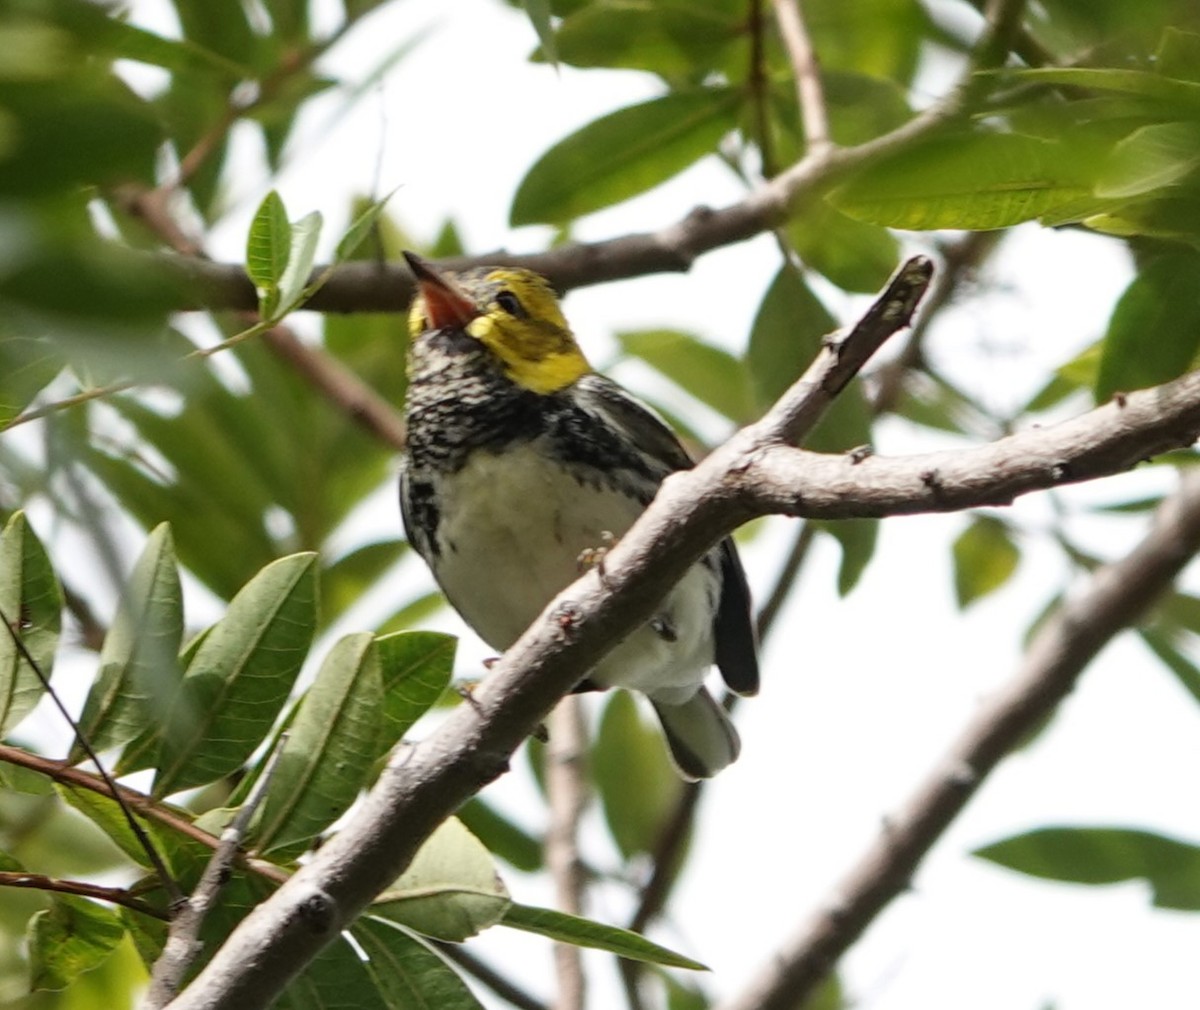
left=408, top=265, right=590, bottom=395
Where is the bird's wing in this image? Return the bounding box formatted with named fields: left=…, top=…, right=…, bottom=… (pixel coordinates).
left=574, top=374, right=759, bottom=695
left=714, top=539, right=759, bottom=695
left=573, top=373, right=694, bottom=474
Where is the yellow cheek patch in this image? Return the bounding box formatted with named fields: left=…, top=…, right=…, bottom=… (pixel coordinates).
left=468, top=315, right=588, bottom=395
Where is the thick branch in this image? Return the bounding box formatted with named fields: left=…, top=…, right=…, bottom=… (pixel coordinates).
left=744, top=373, right=1200, bottom=519
left=717, top=469, right=1200, bottom=1010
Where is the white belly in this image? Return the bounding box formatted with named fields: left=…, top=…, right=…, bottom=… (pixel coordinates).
left=433, top=443, right=716, bottom=703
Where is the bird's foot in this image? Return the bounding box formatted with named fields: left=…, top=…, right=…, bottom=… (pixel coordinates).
left=577, top=530, right=617, bottom=582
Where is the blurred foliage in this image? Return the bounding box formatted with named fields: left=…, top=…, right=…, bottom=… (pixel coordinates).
left=0, top=0, right=1199, bottom=1005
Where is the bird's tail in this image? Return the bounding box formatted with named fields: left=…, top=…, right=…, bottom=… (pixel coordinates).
left=651, top=687, right=741, bottom=780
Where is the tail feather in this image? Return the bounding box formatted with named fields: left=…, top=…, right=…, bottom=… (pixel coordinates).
left=651, top=688, right=740, bottom=780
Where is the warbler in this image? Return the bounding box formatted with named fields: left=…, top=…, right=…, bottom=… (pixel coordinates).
left=399, top=252, right=758, bottom=778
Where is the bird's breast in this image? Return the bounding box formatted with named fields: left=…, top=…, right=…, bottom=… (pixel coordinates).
left=429, top=442, right=647, bottom=649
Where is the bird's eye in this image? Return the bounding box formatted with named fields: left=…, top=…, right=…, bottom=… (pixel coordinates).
left=495, top=290, right=525, bottom=317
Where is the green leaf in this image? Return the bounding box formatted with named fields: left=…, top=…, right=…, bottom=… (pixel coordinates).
left=457, top=797, right=543, bottom=872
left=745, top=266, right=836, bottom=409
left=1156, top=28, right=1200, bottom=84
left=511, top=88, right=740, bottom=225
left=787, top=200, right=900, bottom=294
left=150, top=553, right=318, bottom=796
left=952, top=515, right=1019, bottom=607
left=1003, top=67, right=1200, bottom=108
left=322, top=540, right=407, bottom=627
left=1140, top=629, right=1200, bottom=707
left=373, top=631, right=457, bottom=760
left=813, top=518, right=878, bottom=595
left=372, top=817, right=510, bottom=942
left=522, top=0, right=558, bottom=66
left=1095, top=251, right=1200, bottom=403
left=247, top=190, right=292, bottom=316
left=0, top=63, right=161, bottom=196
left=254, top=633, right=383, bottom=855
left=276, top=933, right=375, bottom=1009
left=0, top=511, right=61, bottom=735
left=974, top=826, right=1200, bottom=910
left=0, top=332, right=65, bottom=427
left=500, top=903, right=707, bottom=970
left=831, top=131, right=1094, bottom=230
left=550, top=3, right=742, bottom=77
left=73, top=523, right=184, bottom=760
left=58, top=784, right=171, bottom=871
left=275, top=210, right=324, bottom=318
left=616, top=329, right=755, bottom=423
left=28, top=896, right=125, bottom=991
left=746, top=266, right=869, bottom=452
left=1096, top=121, right=1200, bottom=199
left=335, top=190, right=399, bottom=263
left=353, top=919, right=484, bottom=1010
left=594, top=691, right=684, bottom=858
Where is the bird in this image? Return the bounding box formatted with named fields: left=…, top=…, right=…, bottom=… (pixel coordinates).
left=398, top=251, right=758, bottom=778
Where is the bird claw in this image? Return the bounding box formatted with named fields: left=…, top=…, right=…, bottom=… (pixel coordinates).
left=577, top=530, right=617, bottom=580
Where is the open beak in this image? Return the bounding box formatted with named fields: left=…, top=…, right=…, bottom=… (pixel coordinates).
left=403, top=251, right=478, bottom=330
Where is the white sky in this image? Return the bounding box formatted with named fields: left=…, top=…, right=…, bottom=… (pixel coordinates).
left=86, top=1, right=1200, bottom=1008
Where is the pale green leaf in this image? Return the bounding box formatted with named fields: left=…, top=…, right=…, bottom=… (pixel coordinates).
left=151, top=553, right=318, bottom=797
left=255, top=632, right=383, bottom=855
left=975, top=826, right=1200, bottom=910
left=952, top=516, right=1019, bottom=607
left=353, top=919, right=484, bottom=1010
left=73, top=523, right=184, bottom=760
left=1097, top=121, right=1200, bottom=199
left=372, top=817, right=510, bottom=942
left=247, top=190, right=291, bottom=316
left=831, top=132, right=1094, bottom=230
left=594, top=691, right=684, bottom=858
left=0, top=511, right=61, bottom=735
left=500, top=903, right=707, bottom=970
left=275, top=210, right=323, bottom=318
left=511, top=88, right=739, bottom=225
left=28, top=896, right=125, bottom=991
left=1095, top=250, right=1200, bottom=402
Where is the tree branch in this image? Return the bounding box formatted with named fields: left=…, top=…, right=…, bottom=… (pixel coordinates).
left=715, top=468, right=1200, bottom=1010
left=544, top=698, right=590, bottom=1010
left=0, top=871, right=168, bottom=920
left=149, top=0, right=1025, bottom=317
left=145, top=735, right=290, bottom=1009
left=0, top=745, right=287, bottom=885
left=771, top=0, right=832, bottom=152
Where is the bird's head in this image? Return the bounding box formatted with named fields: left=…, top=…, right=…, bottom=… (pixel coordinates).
left=404, top=251, right=590, bottom=395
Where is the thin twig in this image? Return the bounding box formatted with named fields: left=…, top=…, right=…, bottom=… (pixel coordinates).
left=261, top=326, right=408, bottom=450
left=144, top=734, right=291, bottom=1009
left=771, top=0, right=832, bottom=152
left=63, top=0, right=1027, bottom=328
left=716, top=467, right=1200, bottom=1010
left=544, top=698, right=590, bottom=1010
left=0, top=606, right=182, bottom=905
left=870, top=230, right=1004, bottom=416
left=0, top=744, right=288, bottom=885
left=755, top=521, right=817, bottom=642
left=0, top=870, right=170, bottom=920
left=746, top=0, right=778, bottom=177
